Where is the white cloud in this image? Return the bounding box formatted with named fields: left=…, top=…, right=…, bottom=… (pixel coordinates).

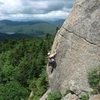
left=0, top=0, right=22, bottom=14
left=33, top=10, right=69, bottom=20
left=0, top=0, right=74, bottom=21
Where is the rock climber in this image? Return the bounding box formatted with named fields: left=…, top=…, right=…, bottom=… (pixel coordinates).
left=48, top=51, right=57, bottom=73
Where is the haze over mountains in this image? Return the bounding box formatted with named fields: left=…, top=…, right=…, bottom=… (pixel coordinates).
left=0, top=0, right=74, bottom=40
left=0, top=19, right=64, bottom=39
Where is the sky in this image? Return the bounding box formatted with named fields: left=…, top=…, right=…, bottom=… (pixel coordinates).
left=0, top=0, right=74, bottom=21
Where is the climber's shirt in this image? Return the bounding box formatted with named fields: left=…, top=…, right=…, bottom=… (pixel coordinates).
left=49, top=52, right=56, bottom=58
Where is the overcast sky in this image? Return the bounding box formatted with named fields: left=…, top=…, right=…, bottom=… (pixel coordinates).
left=0, top=0, right=74, bottom=21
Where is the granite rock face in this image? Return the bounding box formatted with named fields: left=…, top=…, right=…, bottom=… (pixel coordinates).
left=61, top=93, right=79, bottom=100
left=89, top=94, right=100, bottom=100
left=47, top=0, right=100, bottom=95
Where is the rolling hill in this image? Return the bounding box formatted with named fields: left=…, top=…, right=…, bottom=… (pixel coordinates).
left=0, top=32, right=32, bottom=40
left=0, top=20, right=64, bottom=38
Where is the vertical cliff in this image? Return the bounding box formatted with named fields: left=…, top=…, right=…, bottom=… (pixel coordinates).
left=47, top=0, right=100, bottom=97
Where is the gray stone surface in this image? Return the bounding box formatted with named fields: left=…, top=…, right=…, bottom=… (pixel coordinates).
left=39, top=89, right=51, bottom=100
left=89, top=94, right=100, bottom=100
left=62, top=93, right=79, bottom=100
left=47, top=0, right=100, bottom=95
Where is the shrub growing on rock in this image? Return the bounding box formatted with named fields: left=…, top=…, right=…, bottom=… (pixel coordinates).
left=47, top=91, right=62, bottom=100
left=80, top=94, right=89, bottom=100
left=88, top=67, right=100, bottom=94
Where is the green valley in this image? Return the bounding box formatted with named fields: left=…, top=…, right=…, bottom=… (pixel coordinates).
left=0, top=20, right=64, bottom=38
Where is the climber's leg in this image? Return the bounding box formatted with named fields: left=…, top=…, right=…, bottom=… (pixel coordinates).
left=51, top=67, right=54, bottom=73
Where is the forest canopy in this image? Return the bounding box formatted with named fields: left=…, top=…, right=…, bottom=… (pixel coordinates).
left=0, top=34, right=54, bottom=100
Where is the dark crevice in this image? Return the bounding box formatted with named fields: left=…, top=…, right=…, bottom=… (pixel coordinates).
left=67, top=90, right=89, bottom=99
left=66, top=90, right=80, bottom=98
left=62, top=26, right=100, bottom=48
left=59, top=33, right=66, bottom=39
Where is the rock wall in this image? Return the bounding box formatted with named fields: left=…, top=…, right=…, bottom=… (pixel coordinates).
left=47, top=0, right=100, bottom=95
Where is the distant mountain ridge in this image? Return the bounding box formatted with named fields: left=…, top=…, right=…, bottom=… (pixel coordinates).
left=0, top=19, right=64, bottom=39
left=0, top=32, right=32, bottom=40
left=0, top=20, right=49, bottom=26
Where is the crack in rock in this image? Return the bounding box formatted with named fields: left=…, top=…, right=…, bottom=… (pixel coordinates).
left=62, top=26, right=100, bottom=48
left=59, top=33, right=66, bottom=39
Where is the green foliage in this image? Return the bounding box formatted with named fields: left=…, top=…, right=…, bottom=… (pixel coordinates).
left=0, top=81, right=29, bottom=100
left=80, top=93, right=89, bottom=100
left=0, top=34, right=54, bottom=99
left=88, top=67, right=100, bottom=94
left=29, top=70, right=48, bottom=100
left=80, top=94, right=89, bottom=100
left=47, top=92, right=62, bottom=100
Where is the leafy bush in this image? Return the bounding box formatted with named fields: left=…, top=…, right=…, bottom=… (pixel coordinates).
left=80, top=94, right=89, bottom=100
left=47, top=92, right=62, bottom=100
left=88, top=67, right=100, bottom=94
